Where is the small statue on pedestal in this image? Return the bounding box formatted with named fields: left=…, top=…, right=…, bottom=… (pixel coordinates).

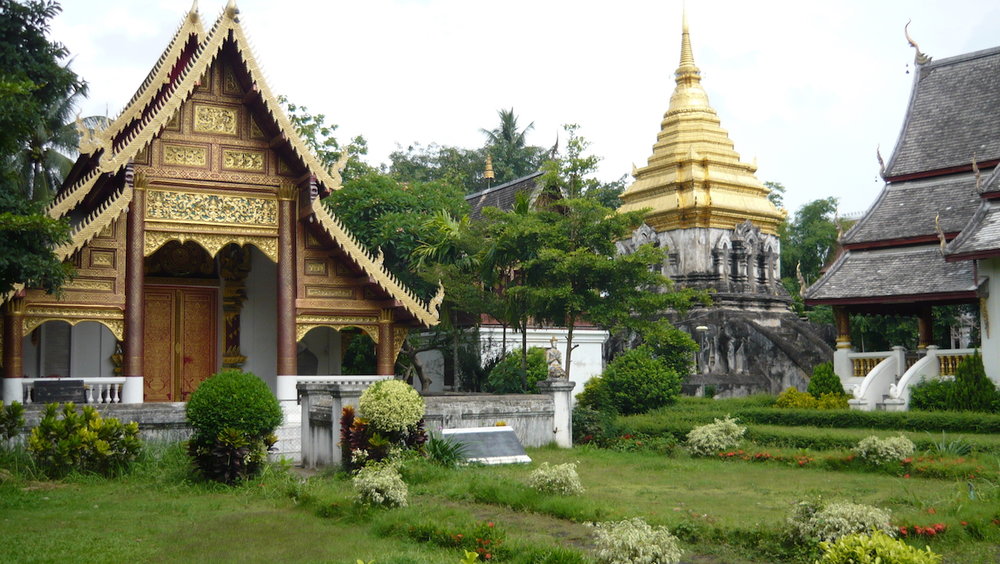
left=546, top=336, right=567, bottom=379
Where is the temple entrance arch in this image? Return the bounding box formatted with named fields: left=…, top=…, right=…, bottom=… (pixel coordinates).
left=21, top=320, right=118, bottom=380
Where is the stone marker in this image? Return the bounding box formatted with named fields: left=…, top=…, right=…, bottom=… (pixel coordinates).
left=33, top=380, right=87, bottom=404
left=442, top=426, right=531, bottom=465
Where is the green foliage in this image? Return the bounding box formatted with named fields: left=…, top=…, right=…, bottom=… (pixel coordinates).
left=948, top=352, right=999, bottom=412
left=359, top=380, right=426, bottom=434
left=278, top=95, right=373, bottom=182
left=591, top=517, right=683, bottom=564
left=185, top=370, right=282, bottom=483
left=816, top=393, right=850, bottom=410
left=686, top=416, right=746, bottom=456
left=480, top=108, right=548, bottom=185
left=389, top=142, right=486, bottom=194
left=586, top=346, right=682, bottom=415
left=788, top=499, right=893, bottom=542
left=776, top=387, right=818, bottom=409
left=639, top=322, right=699, bottom=377
left=909, top=378, right=952, bottom=412
left=27, top=402, right=141, bottom=478
left=527, top=462, right=584, bottom=496
left=399, top=519, right=508, bottom=561
left=424, top=435, right=468, bottom=468
left=808, top=363, right=845, bottom=397
left=1, top=401, right=25, bottom=443
left=486, top=347, right=547, bottom=393
left=817, top=531, right=942, bottom=564
left=923, top=432, right=973, bottom=457
left=779, top=197, right=841, bottom=299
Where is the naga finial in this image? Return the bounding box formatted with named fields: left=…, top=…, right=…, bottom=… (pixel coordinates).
left=876, top=145, right=886, bottom=178
left=796, top=262, right=806, bottom=298
left=429, top=281, right=445, bottom=313
left=330, top=149, right=351, bottom=190
left=904, top=20, right=932, bottom=65
left=374, top=247, right=384, bottom=267
left=934, top=213, right=947, bottom=253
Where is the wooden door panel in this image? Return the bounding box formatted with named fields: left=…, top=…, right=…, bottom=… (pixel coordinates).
left=179, top=288, right=217, bottom=401
left=143, top=289, right=176, bottom=401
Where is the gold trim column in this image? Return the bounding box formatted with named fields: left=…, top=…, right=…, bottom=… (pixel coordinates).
left=917, top=307, right=933, bottom=351
left=376, top=309, right=395, bottom=376
left=2, top=299, right=24, bottom=380
left=276, top=185, right=297, bottom=376
left=124, top=170, right=146, bottom=381
left=834, top=306, right=851, bottom=350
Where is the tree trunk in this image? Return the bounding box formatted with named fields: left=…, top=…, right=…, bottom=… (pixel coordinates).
left=565, top=317, right=576, bottom=382
left=520, top=316, right=528, bottom=392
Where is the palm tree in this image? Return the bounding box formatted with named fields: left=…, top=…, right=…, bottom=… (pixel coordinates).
left=480, top=108, right=544, bottom=184
left=14, top=81, right=104, bottom=203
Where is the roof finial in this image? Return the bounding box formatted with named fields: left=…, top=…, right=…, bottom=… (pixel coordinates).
left=679, top=5, right=696, bottom=69
left=225, top=0, right=240, bottom=22
left=904, top=20, right=932, bottom=65
left=876, top=144, right=886, bottom=178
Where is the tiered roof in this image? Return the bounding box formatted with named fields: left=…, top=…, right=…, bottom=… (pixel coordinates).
left=618, top=15, right=784, bottom=235
left=37, top=1, right=441, bottom=326
left=805, top=40, right=1000, bottom=309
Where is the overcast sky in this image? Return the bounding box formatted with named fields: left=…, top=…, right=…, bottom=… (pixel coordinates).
left=51, top=0, right=1000, bottom=216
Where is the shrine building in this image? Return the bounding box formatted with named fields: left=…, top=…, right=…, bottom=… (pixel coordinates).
left=1, top=3, right=442, bottom=407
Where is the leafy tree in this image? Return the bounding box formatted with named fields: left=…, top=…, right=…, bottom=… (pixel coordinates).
left=480, top=108, right=547, bottom=185
left=278, top=95, right=373, bottom=181
left=388, top=142, right=485, bottom=194
left=764, top=180, right=786, bottom=210
left=0, top=0, right=80, bottom=295
left=780, top=197, right=841, bottom=294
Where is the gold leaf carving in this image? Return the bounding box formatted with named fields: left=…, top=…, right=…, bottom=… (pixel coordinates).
left=296, top=322, right=379, bottom=343
left=22, top=306, right=125, bottom=341
left=193, top=104, right=237, bottom=135
left=145, top=190, right=277, bottom=226
left=90, top=250, right=115, bottom=267
left=304, top=260, right=327, bottom=275
left=223, top=68, right=240, bottom=94
left=144, top=231, right=278, bottom=262
left=249, top=119, right=265, bottom=140
left=163, top=144, right=207, bottom=167
left=63, top=279, right=114, bottom=292
left=223, top=149, right=264, bottom=172
left=305, top=286, right=353, bottom=298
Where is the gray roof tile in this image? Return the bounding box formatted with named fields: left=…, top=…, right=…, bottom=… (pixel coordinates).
left=885, top=46, right=1000, bottom=178
left=945, top=198, right=1000, bottom=258
left=465, top=172, right=544, bottom=219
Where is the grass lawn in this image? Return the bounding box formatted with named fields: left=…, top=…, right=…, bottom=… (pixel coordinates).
left=2, top=441, right=998, bottom=563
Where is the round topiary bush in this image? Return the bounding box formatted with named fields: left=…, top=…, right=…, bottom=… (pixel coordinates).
left=808, top=362, right=846, bottom=397
left=591, top=346, right=681, bottom=415
left=186, top=369, right=282, bottom=483
left=486, top=347, right=548, bottom=393
left=776, top=387, right=818, bottom=409
left=359, top=379, right=425, bottom=435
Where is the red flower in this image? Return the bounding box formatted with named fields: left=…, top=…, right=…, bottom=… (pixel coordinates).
left=914, top=526, right=924, bottom=535
left=902, top=457, right=913, bottom=464
left=925, top=528, right=936, bottom=536
left=487, top=522, right=494, bottom=528
left=933, top=523, right=946, bottom=532
left=899, top=526, right=909, bottom=536
left=903, top=474, right=910, bottom=479
left=927, top=507, right=937, bottom=514
left=961, top=521, right=968, bottom=526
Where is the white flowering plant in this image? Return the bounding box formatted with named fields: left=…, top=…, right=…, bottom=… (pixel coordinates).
left=853, top=435, right=915, bottom=465
left=359, top=379, right=426, bottom=435
left=528, top=462, right=584, bottom=495
left=352, top=461, right=408, bottom=508
left=685, top=416, right=746, bottom=456
left=788, top=498, right=893, bottom=542
left=591, top=517, right=683, bottom=564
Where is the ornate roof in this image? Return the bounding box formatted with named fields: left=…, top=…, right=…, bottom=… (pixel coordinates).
left=35, top=2, right=440, bottom=326
left=944, top=197, right=1000, bottom=260
left=803, top=245, right=978, bottom=306
left=619, top=14, right=785, bottom=235
left=843, top=172, right=982, bottom=246
left=884, top=45, right=1000, bottom=180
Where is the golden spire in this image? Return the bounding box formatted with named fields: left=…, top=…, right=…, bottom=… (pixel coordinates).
left=619, top=12, right=785, bottom=235
left=484, top=154, right=495, bottom=181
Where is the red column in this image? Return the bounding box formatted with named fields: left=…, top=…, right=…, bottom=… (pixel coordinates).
left=376, top=309, right=395, bottom=376
left=276, top=189, right=297, bottom=376
left=917, top=307, right=933, bottom=350
left=124, top=184, right=145, bottom=380
left=2, top=299, right=24, bottom=380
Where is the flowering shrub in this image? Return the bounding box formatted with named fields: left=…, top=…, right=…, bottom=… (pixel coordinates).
left=352, top=461, right=408, bottom=507
left=788, top=499, right=893, bottom=542
left=898, top=523, right=947, bottom=538
left=776, top=387, right=818, bottom=409
left=817, top=531, right=942, bottom=564
left=359, top=379, right=425, bottom=434
left=685, top=416, right=745, bottom=456
left=528, top=462, right=584, bottom=495
left=405, top=520, right=506, bottom=560
left=854, top=435, right=915, bottom=465
left=591, top=517, right=683, bottom=564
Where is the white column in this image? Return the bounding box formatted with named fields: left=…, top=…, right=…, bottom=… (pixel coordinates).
left=2, top=378, right=22, bottom=405
left=537, top=379, right=576, bottom=448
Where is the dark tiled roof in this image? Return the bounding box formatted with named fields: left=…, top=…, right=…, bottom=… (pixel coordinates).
left=885, top=46, right=1000, bottom=179
left=465, top=171, right=544, bottom=220
left=945, top=198, right=1000, bottom=258
left=843, top=173, right=982, bottom=245
left=804, top=245, right=977, bottom=303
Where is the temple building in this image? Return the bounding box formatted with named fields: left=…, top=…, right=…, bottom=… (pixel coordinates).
left=1, top=3, right=442, bottom=407
left=805, top=35, right=1000, bottom=409
left=616, top=16, right=832, bottom=396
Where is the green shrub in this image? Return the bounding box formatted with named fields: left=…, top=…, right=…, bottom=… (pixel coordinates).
left=909, top=378, right=951, bottom=411
left=576, top=377, right=614, bottom=414
left=817, top=531, right=941, bottom=564
left=948, top=352, right=999, bottom=412
left=186, top=369, right=282, bottom=483
left=27, top=403, right=141, bottom=478
left=816, top=393, right=850, bottom=410
left=591, top=517, right=683, bottom=564
left=359, top=379, right=425, bottom=434
left=685, top=416, right=746, bottom=456
left=808, top=362, right=845, bottom=397
left=853, top=435, right=915, bottom=465
left=587, top=346, right=681, bottom=415
left=352, top=460, right=408, bottom=507
left=1, top=401, right=25, bottom=443
left=528, top=462, right=584, bottom=495
left=641, top=323, right=698, bottom=377
left=776, top=387, right=818, bottom=409
left=788, top=499, right=893, bottom=542
left=424, top=435, right=467, bottom=468
left=486, top=347, right=548, bottom=393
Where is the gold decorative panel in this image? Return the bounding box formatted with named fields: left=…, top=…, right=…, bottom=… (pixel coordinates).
left=22, top=306, right=124, bottom=341
left=145, top=189, right=278, bottom=226
left=89, top=250, right=116, bottom=268
left=144, top=231, right=278, bottom=263
left=193, top=104, right=237, bottom=135
left=278, top=159, right=294, bottom=176
left=134, top=145, right=151, bottom=164
left=97, top=221, right=116, bottom=239
left=223, top=68, right=240, bottom=95
left=63, top=279, right=114, bottom=292
left=305, top=260, right=327, bottom=275
left=222, top=149, right=265, bottom=172
left=305, top=286, right=353, bottom=299
left=165, top=112, right=180, bottom=131
left=296, top=316, right=380, bottom=342
left=163, top=144, right=208, bottom=167
left=249, top=118, right=265, bottom=139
